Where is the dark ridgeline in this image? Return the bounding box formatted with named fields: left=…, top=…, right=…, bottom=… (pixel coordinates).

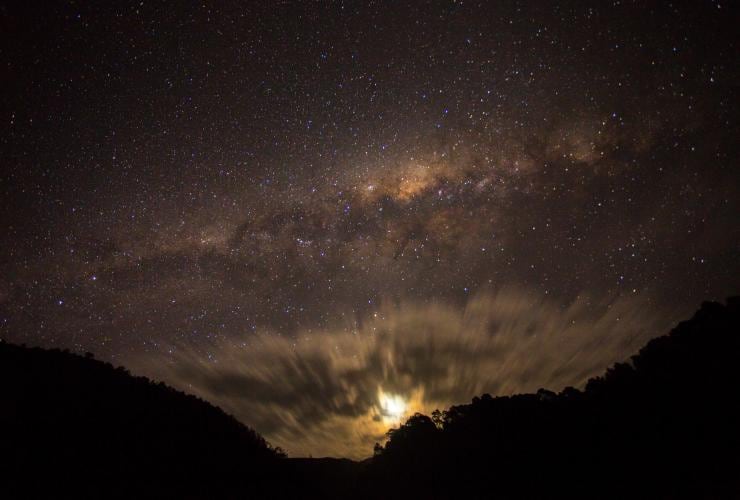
left=0, top=343, right=284, bottom=498
left=1, top=297, right=739, bottom=499
left=366, top=297, right=740, bottom=499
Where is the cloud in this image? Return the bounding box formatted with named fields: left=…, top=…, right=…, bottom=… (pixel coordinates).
left=138, top=287, right=675, bottom=459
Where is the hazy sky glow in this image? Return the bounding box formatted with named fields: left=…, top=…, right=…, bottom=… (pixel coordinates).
left=1, top=2, right=737, bottom=458
left=143, top=288, right=673, bottom=458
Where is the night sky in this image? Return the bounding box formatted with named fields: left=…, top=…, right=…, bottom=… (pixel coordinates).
left=1, top=1, right=738, bottom=458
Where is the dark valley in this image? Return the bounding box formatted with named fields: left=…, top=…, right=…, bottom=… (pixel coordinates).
left=2, top=298, right=738, bottom=498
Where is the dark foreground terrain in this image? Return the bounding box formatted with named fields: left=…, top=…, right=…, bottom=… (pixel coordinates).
left=2, top=298, right=739, bottom=499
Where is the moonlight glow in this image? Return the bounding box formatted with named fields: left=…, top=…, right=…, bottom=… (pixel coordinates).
left=379, top=391, right=408, bottom=424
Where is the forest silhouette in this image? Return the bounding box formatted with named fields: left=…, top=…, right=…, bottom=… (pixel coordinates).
left=2, top=297, right=738, bottom=498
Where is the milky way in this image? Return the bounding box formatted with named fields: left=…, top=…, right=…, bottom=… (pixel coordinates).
left=1, top=2, right=738, bottom=457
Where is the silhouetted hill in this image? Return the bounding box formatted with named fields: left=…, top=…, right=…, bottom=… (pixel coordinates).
left=2, top=298, right=738, bottom=499
left=365, top=297, right=740, bottom=499
left=0, top=343, right=284, bottom=499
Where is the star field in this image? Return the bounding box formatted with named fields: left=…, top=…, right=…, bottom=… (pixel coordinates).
left=1, top=1, right=738, bottom=457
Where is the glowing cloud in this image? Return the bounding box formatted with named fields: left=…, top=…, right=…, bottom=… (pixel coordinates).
left=134, top=287, right=676, bottom=459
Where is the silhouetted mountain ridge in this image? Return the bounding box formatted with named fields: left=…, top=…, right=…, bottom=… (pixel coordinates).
left=365, top=297, right=740, bottom=499
left=0, top=343, right=283, bottom=498
left=2, top=297, right=738, bottom=498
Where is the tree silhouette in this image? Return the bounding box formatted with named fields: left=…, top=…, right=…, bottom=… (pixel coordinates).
left=367, top=297, right=740, bottom=499
left=0, top=341, right=284, bottom=498
left=1, top=297, right=738, bottom=499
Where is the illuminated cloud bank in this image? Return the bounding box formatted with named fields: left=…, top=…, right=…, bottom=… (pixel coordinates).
left=153, top=288, right=671, bottom=459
